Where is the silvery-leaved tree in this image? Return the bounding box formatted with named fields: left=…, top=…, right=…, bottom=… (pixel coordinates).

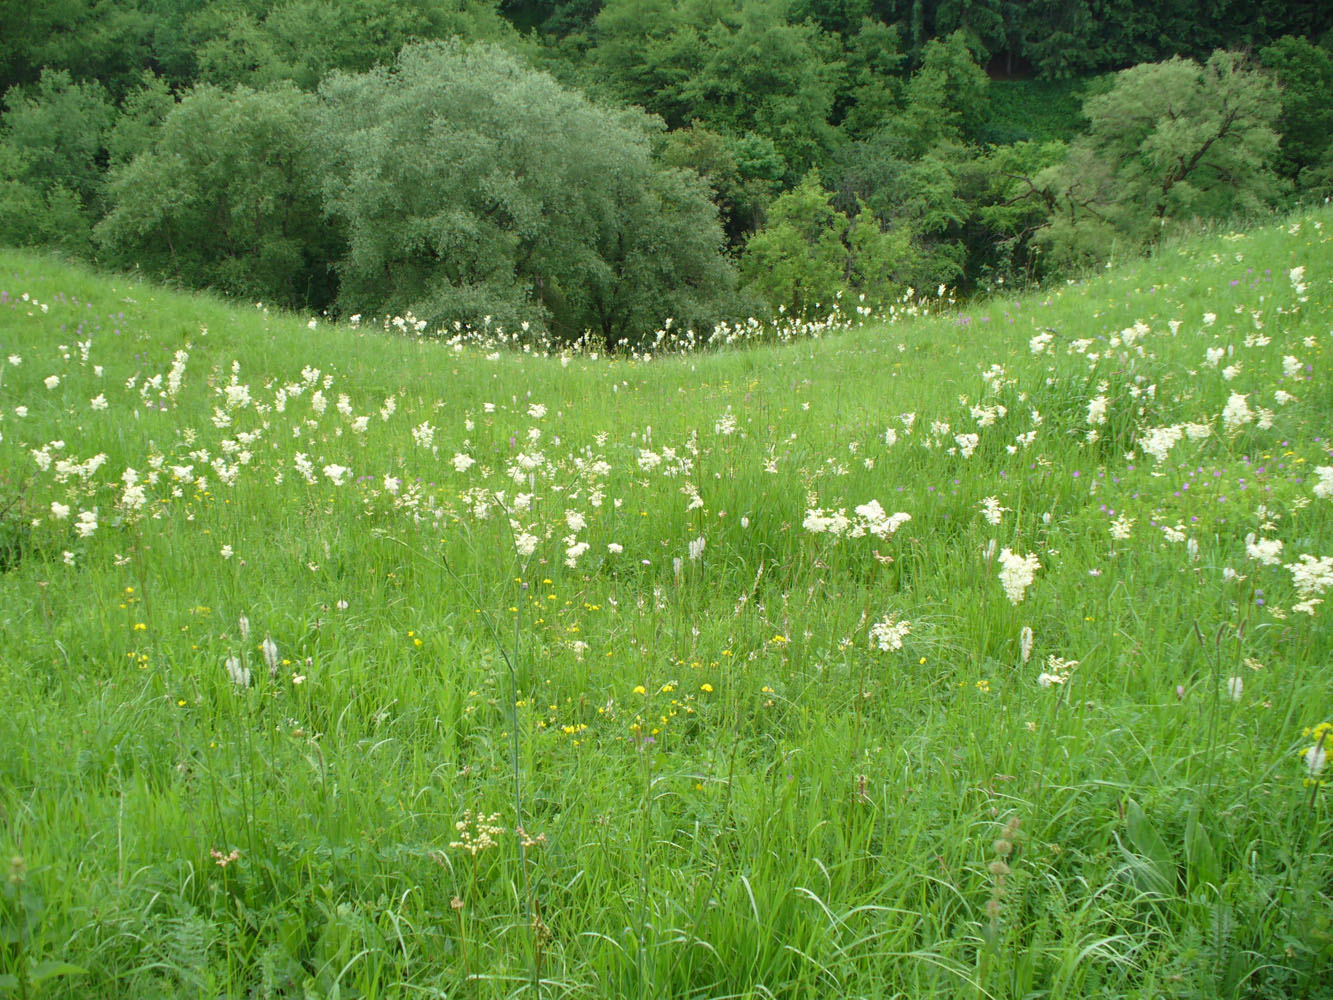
left=317, top=40, right=738, bottom=347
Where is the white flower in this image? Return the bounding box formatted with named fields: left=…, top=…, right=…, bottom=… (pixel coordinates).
left=44, top=375, right=59, bottom=389
left=50, top=502, right=70, bottom=520
left=515, top=532, right=538, bottom=558
left=1226, top=676, right=1243, bottom=701
left=322, top=464, right=350, bottom=485
left=221, top=544, right=234, bottom=559
left=1221, top=393, right=1253, bottom=434
left=6, top=355, right=19, bottom=365
left=607, top=542, right=623, bottom=554
left=75, top=509, right=98, bottom=538
left=1019, top=626, right=1033, bottom=664
left=1109, top=514, right=1134, bottom=540
left=226, top=656, right=251, bottom=687
left=1306, top=742, right=1328, bottom=777
left=1245, top=534, right=1283, bottom=566
left=564, top=540, right=590, bottom=568
left=565, top=510, right=587, bottom=532
left=1087, top=395, right=1108, bottom=426
left=262, top=637, right=279, bottom=676
left=1313, top=467, right=1333, bottom=499
left=998, top=548, right=1040, bottom=605
left=1283, top=355, right=1303, bottom=378
left=527, top=403, right=547, bottom=419
left=1038, top=655, right=1077, bottom=687
left=89, top=393, right=108, bottom=410
left=1203, top=312, right=1216, bottom=326
left=979, top=496, right=1006, bottom=526
left=869, top=616, right=911, bottom=651
left=452, top=452, right=475, bottom=473
left=412, top=422, right=435, bottom=448
left=688, top=536, right=706, bottom=561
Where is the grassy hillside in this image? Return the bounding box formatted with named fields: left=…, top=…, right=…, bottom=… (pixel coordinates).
left=1, top=209, right=1331, bottom=999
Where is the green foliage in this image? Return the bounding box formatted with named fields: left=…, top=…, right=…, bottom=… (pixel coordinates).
left=184, top=0, right=521, bottom=90
left=1035, top=51, right=1284, bottom=273
left=741, top=171, right=912, bottom=316
left=1260, top=35, right=1333, bottom=192
left=319, top=40, right=737, bottom=344
left=95, top=83, right=339, bottom=309
left=981, top=76, right=1089, bottom=144
left=836, top=17, right=906, bottom=137
left=591, top=0, right=844, bottom=179
left=658, top=123, right=783, bottom=242
left=0, top=69, right=113, bottom=256
left=894, top=30, right=990, bottom=154
left=0, top=69, right=112, bottom=210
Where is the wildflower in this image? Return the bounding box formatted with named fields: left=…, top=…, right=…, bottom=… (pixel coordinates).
left=90, top=393, right=108, bottom=410
left=1244, top=534, right=1283, bottom=566
left=1019, top=626, right=1033, bottom=664
left=262, top=637, right=279, bottom=677
left=44, top=375, right=59, bottom=389
left=221, top=544, right=234, bottom=559
left=1302, top=723, right=1330, bottom=777
left=225, top=656, right=251, bottom=687
left=607, top=542, right=623, bottom=554
left=1109, top=514, right=1134, bottom=540
left=514, top=532, right=538, bottom=557
left=998, top=548, right=1040, bottom=604
left=688, top=536, right=706, bottom=561
left=50, top=502, right=70, bottom=520
left=869, top=615, right=911, bottom=651
left=322, top=464, right=350, bottom=485
left=1037, top=655, right=1077, bottom=687
left=451, top=452, right=475, bottom=473
left=1312, top=467, right=1333, bottom=500
left=1087, top=395, right=1109, bottom=426
left=979, top=496, right=1007, bottom=526
left=238, top=614, right=250, bottom=642
left=412, top=422, right=435, bottom=448
left=1221, top=393, right=1253, bottom=434
left=1226, top=676, right=1243, bottom=701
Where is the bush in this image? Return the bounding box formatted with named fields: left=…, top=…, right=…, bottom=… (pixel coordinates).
left=95, top=83, right=340, bottom=310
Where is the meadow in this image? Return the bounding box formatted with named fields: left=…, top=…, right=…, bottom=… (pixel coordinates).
left=1, top=207, right=1331, bottom=999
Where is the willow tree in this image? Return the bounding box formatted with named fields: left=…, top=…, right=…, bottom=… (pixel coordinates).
left=317, top=40, right=737, bottom=345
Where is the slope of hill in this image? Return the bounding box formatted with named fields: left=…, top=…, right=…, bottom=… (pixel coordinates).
left=1, top=209, right=1331, bottom=998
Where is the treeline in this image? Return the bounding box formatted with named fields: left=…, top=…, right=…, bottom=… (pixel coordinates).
left=1, top=0, right=1331, bottom=345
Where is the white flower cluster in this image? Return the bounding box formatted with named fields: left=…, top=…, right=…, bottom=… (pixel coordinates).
left=997, top=548, right=1040, bottom=604
left=869, top=616, right=911, bottom=651
left=803, top=499, right=910, bottom=539
left=1286, top=554, right=1333, bottom=615
left=1037, top=655, right=1077, bottom=687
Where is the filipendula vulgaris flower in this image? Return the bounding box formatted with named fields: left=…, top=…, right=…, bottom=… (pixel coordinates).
left=998, top=548, right=1040, bottom=604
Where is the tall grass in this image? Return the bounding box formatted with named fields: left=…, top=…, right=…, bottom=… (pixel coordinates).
left=0, top=208, right=1330, bottom=998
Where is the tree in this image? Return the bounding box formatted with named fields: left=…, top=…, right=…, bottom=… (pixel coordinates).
left=591, top=0, right=843, bottom=181
left=1035, top=51, right=1283, bottom=272
left=1260, top=35, right=1333, bottom=190
left=95, top=83, right=340, bottom=308
left=317, top=40, right=737, bottom=345
left=741, top=171, right=913, bottom=318
left=0, top=68, right=113, bottom=254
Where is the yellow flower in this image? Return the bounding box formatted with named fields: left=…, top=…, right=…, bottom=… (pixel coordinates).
left=700, top=683, right=713, bottom=693
left=633, top=685, right=646, bottom=695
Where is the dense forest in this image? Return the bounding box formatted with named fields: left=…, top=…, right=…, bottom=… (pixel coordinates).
left=2, top=0, right=1331, bottom=345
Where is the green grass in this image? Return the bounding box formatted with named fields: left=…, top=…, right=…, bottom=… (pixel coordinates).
left=1, top=209, right=1331, bottom=999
